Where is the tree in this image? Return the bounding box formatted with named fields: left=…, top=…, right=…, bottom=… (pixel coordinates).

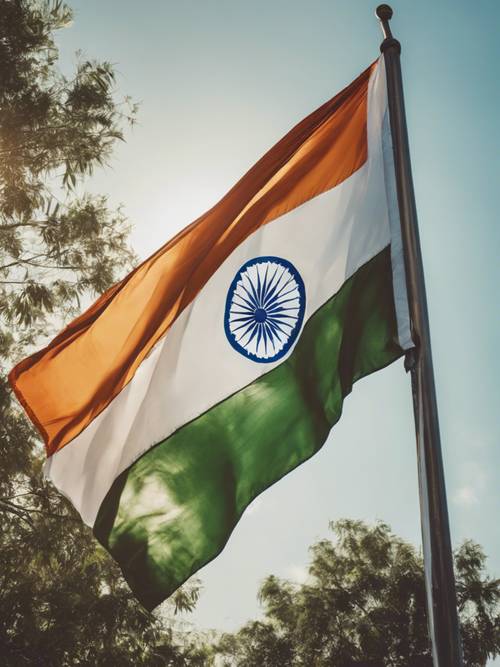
left=0, top=2, right=202, bottom=663
left=215, top=520, right=500, bottom=667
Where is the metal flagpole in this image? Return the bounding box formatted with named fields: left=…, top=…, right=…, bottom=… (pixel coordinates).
left=375, top=5, right=463, bottom=666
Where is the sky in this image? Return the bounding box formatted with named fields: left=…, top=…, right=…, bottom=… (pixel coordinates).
left=56, top=0, right=499, bottom=657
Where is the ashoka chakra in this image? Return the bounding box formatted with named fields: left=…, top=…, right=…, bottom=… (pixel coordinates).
left=224, top=256, right=306, bottom=363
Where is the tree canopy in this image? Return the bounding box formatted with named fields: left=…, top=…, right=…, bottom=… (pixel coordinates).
left=214, top=520, right=500, bottom=667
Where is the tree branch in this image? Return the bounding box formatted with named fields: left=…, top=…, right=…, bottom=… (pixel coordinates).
left=0, top=499, right=34, bottom=527
left=0, top=222, right=45, bottom=230
left=0, top=253, right=47, bottom=271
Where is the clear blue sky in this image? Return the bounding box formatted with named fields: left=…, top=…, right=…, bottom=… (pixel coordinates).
left=57, top=0, right=499, bottom=657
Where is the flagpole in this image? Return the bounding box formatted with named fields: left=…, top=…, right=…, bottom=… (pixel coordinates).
left=375, top=5, right=463, bottom=666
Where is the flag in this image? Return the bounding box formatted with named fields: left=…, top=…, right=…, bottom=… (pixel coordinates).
left=9, top=58, right=413, bottom=610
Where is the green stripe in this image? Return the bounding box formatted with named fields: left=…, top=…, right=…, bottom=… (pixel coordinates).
left=94, top=246, right=403, bottom=610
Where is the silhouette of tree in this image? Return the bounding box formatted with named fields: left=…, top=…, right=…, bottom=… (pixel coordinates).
left=214, top=520, right=499, bottom=667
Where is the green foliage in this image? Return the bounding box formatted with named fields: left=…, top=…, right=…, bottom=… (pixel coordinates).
left=456, top=540, right=500, bottom=666
left=0, top=0, right=137, bottom=345
left=0, top=475, right=200, bottom=666
left=0, top=2, right=203, bottom=664
left=215, top=520, right=500, bottom=667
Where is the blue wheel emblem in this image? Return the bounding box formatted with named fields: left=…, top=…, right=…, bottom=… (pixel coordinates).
left=224, top=256, right=306, bottom=363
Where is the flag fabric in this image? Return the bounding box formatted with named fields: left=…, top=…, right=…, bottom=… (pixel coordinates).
left=9, top=58, right=413, bottom=610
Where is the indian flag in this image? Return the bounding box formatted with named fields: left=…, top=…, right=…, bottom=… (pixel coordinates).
left=9, top=58, right=413, bottom=610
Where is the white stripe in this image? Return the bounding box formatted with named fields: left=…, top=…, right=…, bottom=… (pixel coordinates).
left=45, top=59, right=396, bottom=526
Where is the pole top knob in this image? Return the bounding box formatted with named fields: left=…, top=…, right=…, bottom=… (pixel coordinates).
left=375, top=4, right=393, bottom=21
left=375, top=4, right=399, bottom=51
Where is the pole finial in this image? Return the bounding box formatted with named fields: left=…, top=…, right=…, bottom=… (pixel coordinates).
left=375, top=4, right=400, bottom=54
left=375, top=4, right=393, bottom=21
